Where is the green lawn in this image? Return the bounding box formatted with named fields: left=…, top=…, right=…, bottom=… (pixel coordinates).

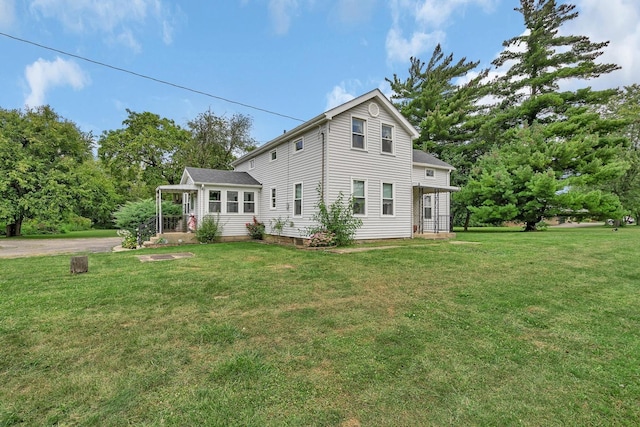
left=1, top=227, right=639, bottom=426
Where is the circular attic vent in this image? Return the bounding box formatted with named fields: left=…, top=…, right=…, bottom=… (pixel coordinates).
left=368, top=102, right=380, bottom=117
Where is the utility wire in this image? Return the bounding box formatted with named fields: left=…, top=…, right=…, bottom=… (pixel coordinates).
left=0, top=31, right=305, bottom=123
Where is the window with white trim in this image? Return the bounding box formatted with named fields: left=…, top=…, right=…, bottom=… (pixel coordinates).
left=293, top=183, right=303, bottom=216
left=227, top=191, right=239, bottom=213
left=294, top=138, right=303, bottom=152
left=209, top=190, right=221, bottom=213
left=270, top=150, right=277, bottom=161
left=423, top=195, right=432, bottom=219
left=381, top=124, right=394, bottom=154
left=270, top=187, right=277, bottom=210
left=352, top=179, right=366, bottom=215
left=425, top=168, right=435, bottom=178
left=352, top=117, right=366, bottom=150
left=244, top=191, right=255, bottom=213
left=382, top=183, right=394, bottom=216
left=249, top=159, right=255, bottom=169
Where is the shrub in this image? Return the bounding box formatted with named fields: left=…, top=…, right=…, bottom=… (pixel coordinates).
left=117, top=229, right=138, bottom=249
left=307, top=185, right=362, bottom=246
left=113, top=198, right=182, bottom=232
left=196, top=215, right=223, bottom=243
left=246, top=216, right=265, bottom=240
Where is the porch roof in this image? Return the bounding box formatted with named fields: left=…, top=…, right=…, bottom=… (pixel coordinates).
left=413, top=183, right=460, bottom=192
left=157, top=184, right=199, bottom=193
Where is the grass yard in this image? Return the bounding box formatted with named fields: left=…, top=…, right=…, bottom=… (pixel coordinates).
left=1, top=227, right=639, bottom=426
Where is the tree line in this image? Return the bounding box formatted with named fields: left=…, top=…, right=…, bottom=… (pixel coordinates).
left=1, top=0, right=638, bottom=237
left=0, top=107, right=256, bottom=236
left=388, top=0, right=639, bottom=230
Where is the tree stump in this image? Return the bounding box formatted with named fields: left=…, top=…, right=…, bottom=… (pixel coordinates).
left=70, top=256, right=88, bottom=274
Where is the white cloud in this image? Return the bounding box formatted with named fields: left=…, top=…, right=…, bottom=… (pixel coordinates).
left=325, top=81, right=361, bottom=110
left=24, top=57, right=90, bottom=107
left=386, top=0, right=497, bottom=64
left=386, top=27, right=445, bottom=63
left=268, top=0, right=299, bottom=35
left=28, top=0, right=179, bottom=50
left=0, top=0, right=16, bottom=30
left=567, top=0, right=640, bottom=89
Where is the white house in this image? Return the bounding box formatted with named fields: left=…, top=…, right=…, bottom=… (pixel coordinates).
left=156, top=89, right=458, bottom=242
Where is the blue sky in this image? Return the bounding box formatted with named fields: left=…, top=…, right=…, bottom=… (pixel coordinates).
left=1, top=0, right=639, bottom=146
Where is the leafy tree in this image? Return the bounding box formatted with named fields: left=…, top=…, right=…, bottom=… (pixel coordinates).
left=463, top=0, right=627, bottom=231
left=177, top=109, right=257, bottom=170
left=0, top=106, right=96, bottom=236
left=458, top=125, right=626, bottom=230
left=98, top=110, right=190, bottom=200
left=387, top=44, right=489, bottom=155
left=486, top=0, right=620, bottom=136
left=386, top=44, right=490, bottom=227
left=113, top=198, right=181, bottom=232
left=601, top=85, right=640, bottom=223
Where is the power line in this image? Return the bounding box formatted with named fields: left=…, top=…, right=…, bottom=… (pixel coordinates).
left=0, top=31, right=305, bottom=123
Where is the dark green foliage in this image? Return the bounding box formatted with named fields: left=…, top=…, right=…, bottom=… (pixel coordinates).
left=176, top=110, right=257, bottom=170
left=195, top=214, right=223, bottom=243
left=308, top=186, right=362, bottom=246
left=98, top=110, right=191, bottom=201
left=0, top=106, right=107, bottom=236
left=113, top=198, right=181, bottom=232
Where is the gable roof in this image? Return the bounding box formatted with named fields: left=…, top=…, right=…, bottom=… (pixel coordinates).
left=183, top=167, right=261, bottom=186
left=412, top=150, right=455, bottom=170
left=232, top=89, right=419, bottom=166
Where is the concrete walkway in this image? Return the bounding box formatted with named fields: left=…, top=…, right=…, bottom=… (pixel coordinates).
left=0, top=237, right=122, bottom=259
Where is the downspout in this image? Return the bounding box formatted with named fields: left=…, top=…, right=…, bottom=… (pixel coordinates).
left=320, top=128, right=326, bottom=202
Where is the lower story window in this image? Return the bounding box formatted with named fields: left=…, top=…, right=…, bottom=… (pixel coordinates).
left=209, top=190, right=221, bottom=213
left=294, top=183, right=302, bottom=216
left=271, top=187, right=277, bottom=209
left=382, top=183, right=394, bottom=215
left=244, top=191, right=255, bottom=213
left=423, top=195, right=432, bottom=219
left=227, top=191, right=239, bottom=213
left=352, top=179, right=366, bottom=215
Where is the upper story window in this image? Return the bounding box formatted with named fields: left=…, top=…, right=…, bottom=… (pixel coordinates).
left=270, top=150, right=277, bottom=161
left=294, top=138, right=304, bottom=152
left=209, top=190, right=221, bottom=213
left=227, top=191, right=239, bottom=213
left=244, top=191, right=255, bottom=213
left=381, top=124, right=394, bottom=154
left=425, top=168, right=435, bottom=178
left=352, top=179, right=366, bottom=216
left=352, top=117, right=366, bottom=150
left=293, top=183, right=303, bottom=217
left=249, top=159, right=255, bottom=169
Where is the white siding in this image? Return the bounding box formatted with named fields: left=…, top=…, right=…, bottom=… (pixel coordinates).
left=326, top=101, right=414, bottom=239
left=411, top=165, right=450, bottom=187
left=235, top=128, right=325, bottom=238
left=198, top=184, right=260, bottom=237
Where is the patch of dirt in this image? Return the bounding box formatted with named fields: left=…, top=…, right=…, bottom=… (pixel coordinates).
left=341, top=418, right=361, bottom=427
left=449, top=241, right=481, bottom=245
left=137, top=252, right=194, bottom=262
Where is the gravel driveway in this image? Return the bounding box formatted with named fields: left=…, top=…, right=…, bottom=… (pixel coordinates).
left=0, top=237, right=122, bottom=259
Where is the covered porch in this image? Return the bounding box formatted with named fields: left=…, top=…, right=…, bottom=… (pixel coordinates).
left=412, top=184, right=459, bottom=236
left=151, top=184, right=201, bottom=245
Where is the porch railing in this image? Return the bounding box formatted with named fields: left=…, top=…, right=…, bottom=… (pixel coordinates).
left=160, top=215, right=188, bottom=233
left=421, top=215, right=453, bottom=233
left=137, top=216, right=157, bottom=247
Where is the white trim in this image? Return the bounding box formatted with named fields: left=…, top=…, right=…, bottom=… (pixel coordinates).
left=270, top=149, right=277, bottom=162
left=243, top=190, right=256, bottom=215
left=226, top=190, right=240, bottom=214
left=270, top=186, right=277, bottom=210
left=351, top=116, right=367, bottom=151
left=293, top=137, right=304, bottom=153
left=208, top=189, right=222, bottom=213
left=351, top=177, right=367, bottom=217
left=381, top=182, right=395, bottom=217
left=249, top=159, right=255, bottom=169
left=381, top=122, right=394, bottom=155
left=293, top=182, right=303, bottom=217
left=425, top=168, right=436, bottom=178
